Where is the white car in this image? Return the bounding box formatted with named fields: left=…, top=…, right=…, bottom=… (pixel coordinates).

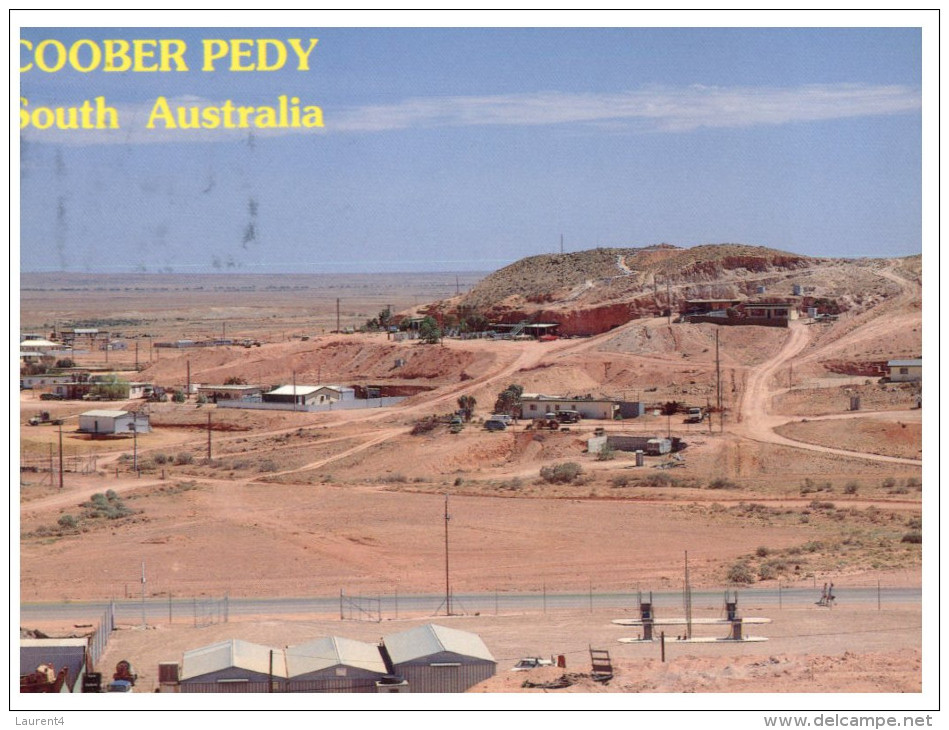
left=510, top=657, right=555, bottom=671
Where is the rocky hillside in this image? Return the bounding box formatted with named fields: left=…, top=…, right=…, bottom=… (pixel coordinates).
left=432, top=244, right=916, bottom=336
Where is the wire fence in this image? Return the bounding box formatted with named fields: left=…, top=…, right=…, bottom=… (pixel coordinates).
left=25, top=582, right=917, bottom=628
left=87, top=601, right=115, bottom=668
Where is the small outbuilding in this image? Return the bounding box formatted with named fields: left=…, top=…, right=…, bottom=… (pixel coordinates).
left=382, top=624, right=496, bottom=693
left=887, top=358, right=922, bottom=383
left=285, top=636, right=388, bottom=693
left=78, top=410, right=150, bottom=435
left=179, top=639, right=285, bottom=693
left=520, top=394, right=618, bottom=420
left=20, top=638, right=90, bottom=693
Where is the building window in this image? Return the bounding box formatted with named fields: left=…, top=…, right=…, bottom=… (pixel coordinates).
left=900, top=368, right=909, bottom=375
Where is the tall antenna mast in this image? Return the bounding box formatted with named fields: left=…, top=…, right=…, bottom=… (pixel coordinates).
left=444, top=492, right=452, bottom=616
left=560, top=233, right=564, bottom=255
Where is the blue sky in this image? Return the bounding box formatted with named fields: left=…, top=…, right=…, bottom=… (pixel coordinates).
left=17, top=23, right=924, bottom=273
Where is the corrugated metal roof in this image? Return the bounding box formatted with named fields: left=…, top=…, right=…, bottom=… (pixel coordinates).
left=266, top=385, right=321, bottom=396
left=19, top=339, right=59, bottom=348
left=181, top=639, right=286, bottom=680
left=888, top=359, right=922, bottom=367
left=79, top=410, right=129, bottom=419
left=286, top=636, right=386, bottom=676
left=384, top=624, right=494, bottom=665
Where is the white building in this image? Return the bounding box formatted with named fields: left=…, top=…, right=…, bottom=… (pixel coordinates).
left=78, top=410, right=151, bottom=435
left=887, top=359, right=922, bottom=383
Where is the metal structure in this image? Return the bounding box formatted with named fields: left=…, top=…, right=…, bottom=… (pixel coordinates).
left=339, top=590, right=382, bottom=622
left=589, top=647, right=613, bottom=682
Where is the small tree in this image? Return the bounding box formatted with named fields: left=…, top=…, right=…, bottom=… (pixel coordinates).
left=660, top=401, right=680, bottom=438
left=224, top=375, right=247, bottom=385
left=494, top=384, right=524, bottom=418
left=457, top=394, right=477, bottom=422
left=418, top=316, right=442, bottom=344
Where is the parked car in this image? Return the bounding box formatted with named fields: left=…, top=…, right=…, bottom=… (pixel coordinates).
left=510, top=657, right=555, bottom=671
left=489, top=414, right=513, bottom=425
left=484, top=419, right=508, bottom=431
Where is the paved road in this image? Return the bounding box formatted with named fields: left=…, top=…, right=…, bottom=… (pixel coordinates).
left=20, top=586, right=921, bottom=624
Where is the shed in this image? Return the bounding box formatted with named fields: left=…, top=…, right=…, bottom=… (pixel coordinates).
left=263, top=385, right=321, bottom=406
left=78, top=410, right=151, bottom=435
left=180, top=639, right=285, bottom=693
left=20, top=638, right=89, bottom=693
left=520, top=394, right=618, bottom=420
left=285, top=636, right=388, bottom=693
left=741, top=301, right=799, bottom=321
left=196, top=384, right=265, bottom=402
left=382, top=624, right=496, bottom=693
left=887, top=359, right=922, bottom=383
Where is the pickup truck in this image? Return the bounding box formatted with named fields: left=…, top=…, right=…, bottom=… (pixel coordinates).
left=684, top=407, right=705, bottom=424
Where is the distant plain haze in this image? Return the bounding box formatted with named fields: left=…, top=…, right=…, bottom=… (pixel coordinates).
left=17, top=25, right=923, bottom=274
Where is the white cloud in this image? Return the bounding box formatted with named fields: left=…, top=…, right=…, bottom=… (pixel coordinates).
left=19, top=84, right=921, bottom=146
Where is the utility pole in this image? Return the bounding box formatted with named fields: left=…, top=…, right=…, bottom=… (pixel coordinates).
left=207, top=412, right=212, bottom=460
left=57, top=425, right=64, bottom=489
left=716, top=329, right=722, bottom=411
left=292, top=370, right=297, bottom=412
left=444, top=492, right=452, bottom=617
left=683, top=551, right=692, bottom=640
left=141, top=561, right=147, bottom=629
left=131, top=423, right=138, bottom=473
left=186, top=359, right=191, bottom=397
left=336, top=298, right=341, bottom=334
left=667, top=278, right=672, bottom=325
left=560, top=233, right=564, bottom=254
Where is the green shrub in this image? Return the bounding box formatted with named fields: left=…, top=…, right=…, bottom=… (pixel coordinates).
left=258, top=459, right=278, bottom=473
left=540, top=462, right=584, bottom=484
left=57, top=514, right=77, bottom=529
left=727, top=561, right=755, bottom=584
left=610, top=474, right=630, bottom=488
left=708, top=478, right=736, bottom=490
left=174, top=452, right=193, bottom=465
left=901, top=531, right=922, bottom=544
left=755, top=546, right=770, bottom=558
left=596, top=444, right=616, bottom=461
left=757, top=563, right=777, bottom=581
left=638, top=472, right=677, bottom=488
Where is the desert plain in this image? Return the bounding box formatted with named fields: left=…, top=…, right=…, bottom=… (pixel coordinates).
left=16, top=250, right=927, bottom=700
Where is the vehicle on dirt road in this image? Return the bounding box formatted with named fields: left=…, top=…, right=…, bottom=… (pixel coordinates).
left=484, top=419, right=508, bottom=431
left=684, top=407, right=705, bottom=424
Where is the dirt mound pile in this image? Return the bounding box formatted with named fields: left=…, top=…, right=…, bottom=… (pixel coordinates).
left=138, top=337, right=492, bottom=388
left=442, top=244, right=922, bottom=336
